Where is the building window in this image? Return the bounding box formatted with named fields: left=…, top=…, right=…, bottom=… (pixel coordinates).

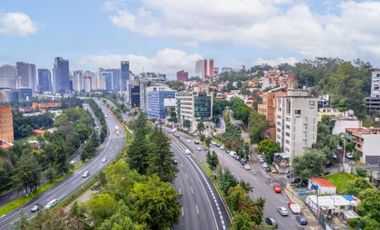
left=295, top=110, right=301, bottom=115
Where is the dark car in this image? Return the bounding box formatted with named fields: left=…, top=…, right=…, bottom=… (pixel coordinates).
left=296, top=215, right=308, bottom=225
left=173, top=159, right=178, bottom=165
left=265, top=217, right=278, bottom=228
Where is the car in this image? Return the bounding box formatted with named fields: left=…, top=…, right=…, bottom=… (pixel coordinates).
left=295, top=215, right=308, bottom=225
left=185, top=149, right=191, bottom=155
left=105, top=114, right=108, bottom=118
left=346, top=152, right=354, bottom=159
left=194, top=140, right=200, bottom=144
left=240, top=158, right=247, bottom=165
left=273, top=184, right=282, bottom=193
left=196, top=147, right=202, bottom=151
left=262, top=162, right=268, bottom=168
left=234, top=155, right=241, bottom=161
left=244, top=164, right=251, bottom=170
left=277, top=207, right=289, bottom=216
left=265, top=217, right=278, bottom=228
left=170, top=128, right=177, bottom=133
left=82, top=171, right=90, bottom=178
left=259, top=158, right=265, bottom=163
left=288, top=202, right=301, bottom=214
left=44, top=199, right=58, bottom=209
left=211, top=141, right=217, bottom=145
left=173, top=159, right=178, bottom=165
left=186, top=139, right=192, bottom=143
left=102, top=158, right=107, bottom=162
left=31, top=203, right=41, bottom=212
left=220, top=145, right=225, bottom=150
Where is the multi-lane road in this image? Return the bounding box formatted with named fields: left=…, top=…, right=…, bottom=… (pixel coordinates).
left=170, top=129, right=304, bottom=230
left=0, top=99, right=125, bottom=230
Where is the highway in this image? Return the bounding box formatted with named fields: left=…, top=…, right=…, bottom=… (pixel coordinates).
left=0, top=99, right=125, bottom=230
left=170, top=138, right=230, bottom=230
left=169, top=128, right=304, bottom=230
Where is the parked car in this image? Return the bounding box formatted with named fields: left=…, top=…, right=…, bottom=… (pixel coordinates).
left=265, top=217, right=278, bottom=228
left=229, top=151, right=237, bottom=157
left=173, top=159, right=178, bottom=165
left=82, top=171, right=90, bottom=178
left=220, top=145, right=225, bottom=150
left=346, top=152, right=354, bottom=159
left=31, top=203, right=41, bottom=212
left=288, top=201, right=301, bottom=214
left=211, top=141, right=217, bottom=146
left=240, top=159, right=247, bottom=165
left=262, top=162, right=268, bottom=168
left=196, top=147, right=202, bottom=151
left=295, top=215, right=308, bottom=225
left=277, top=207, right=289, bottom=216
left=273, top=184, right=282, bottom=193
left=44, top=199, right=58, bottom=209
left=244, top=164, right=251, bottom=170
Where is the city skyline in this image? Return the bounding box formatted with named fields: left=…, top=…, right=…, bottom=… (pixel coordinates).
left=1, top=0, right=380, bottom=78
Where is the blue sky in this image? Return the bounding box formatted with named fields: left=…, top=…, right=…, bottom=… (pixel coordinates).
left=0, top=0, right=379, bottom=77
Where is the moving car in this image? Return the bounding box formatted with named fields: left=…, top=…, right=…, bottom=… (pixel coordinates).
left=170, top=128, right=177, bottom=133
left=186, top=139, right=192, bottom=143
left=265, top=217, right=278, bottom=228
left=44, top=199, right=58, bottom=209
left=185, top=149, right=191, bottom=155
left=194, top=140, right=200, bottom=144
left=196, top=147, right=202, bottom=151
left=277, top=207, right=289, bottom=216
left=273, top=184, right=282, bottom=193
left=82, top=171, right=90, bottom=178
left=102, top=158, right=107, bottom=163
left=244, top=164, right=251, bottom=170
left=296, top=215, right=308, bottom=225
left=31, top=203, right=41, bottom=212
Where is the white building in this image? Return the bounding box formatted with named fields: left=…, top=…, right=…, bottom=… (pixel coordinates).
left=308, top=178, right=336, bottom=195
left=306, top=195, right=360, bottom=215
left=275, top=90, right=318, bottom=160
left=72, top=70, right=84, bottom=92
left=371, top=68, right=380, bottom=97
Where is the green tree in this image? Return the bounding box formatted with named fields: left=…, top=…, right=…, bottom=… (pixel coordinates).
left=147, top=128, right=177, bottom=182
left=206, top=151, right=219, bottom=170
left=128, top=126, right=150, bottom=175
left=205, top=137, right=212, bottom=147
left=183, top=119, right=191, bottom=129
left=347, top=178, right=372, bottom=196
left=197, top=121, right=205, bottom=134
left=85, top=194, right=119, bottom=226
left=219, top=169, right=238, bottom=194
left=13, top=154, right=42, bottom=193
left=248, top=111, right=268, bottom=143
left=357, top=188, right=380, bottom=221
left=257, top=139, right=281, bottom=163
left=292, top=149, right=326, bottom=180
left=132, top=175, right=181, bottom=229
left=356, top=168, right=368, bottom=178
left=231, top=210, right=255, bottom=230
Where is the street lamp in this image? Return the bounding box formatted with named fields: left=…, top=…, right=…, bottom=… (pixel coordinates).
left=340, top=133, right=352, bottom=172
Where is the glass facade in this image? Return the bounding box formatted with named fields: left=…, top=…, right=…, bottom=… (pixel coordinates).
left=194, top=93, right=212, bottom=120
left=147, top=91, right=175, bottom=119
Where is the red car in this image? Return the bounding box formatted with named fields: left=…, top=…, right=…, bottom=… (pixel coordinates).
left=273, top=184, right=282, bottom=193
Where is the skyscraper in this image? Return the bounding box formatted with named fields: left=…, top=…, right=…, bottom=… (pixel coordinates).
left=0, top=65, right=17, bottom=88
left=16, top=62, right=36, bottom=90
left=121, top=61, right=130, bottom=92
left=38, top=69, right=52, bottom=93
left=176, top=70, right=189, bottom=82
left=53, top=57, right=70, bottom=93
left=195, top=59, right=214, bottom=81
left=72, top=70, right=84, bottom=92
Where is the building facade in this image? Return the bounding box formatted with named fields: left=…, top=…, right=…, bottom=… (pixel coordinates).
left=9, top=88, right=33, bottom=102
left=146, top=86, right=176, bottom=119
left=0, top=105, right=14, bottom=143
left=176, top=70, right=189, bottom=82
left=346, top=128, right=380, bottom=164
left=275, top=90, right=318, bottom=160
left=53, top=57, right=70, bottom=93
left=195, top=59, right=214, bottom=81
left=16, top=62, right=36, bottom=91
left=38, top=69, right=52, bottom=93
left=371, top=68, right=380, bottom=98
left=121, top=61, right=130, bottom=92
left=0, top=65, right=17, bottom=88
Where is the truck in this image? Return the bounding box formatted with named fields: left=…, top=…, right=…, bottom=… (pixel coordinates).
left=288, top=202, right=301, bottom=214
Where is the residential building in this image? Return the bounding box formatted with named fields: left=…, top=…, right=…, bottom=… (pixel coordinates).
left=221, top=67, right=233, bottom=73
left=176, top=89, right=213, bottom=130
left=365, top=97, right=380, bottom=113
left=371, top=68, right=380, bottom=97
left=345, top=127, right=380, bottom=164
left=258, top=87, right=287, bottom=139
left=308, top=178, right=336, bottom=195
left=72, top=70, right=84, bottom=92
left=332, top=112, right=362, bottom=135
left=0, top=105, right=14, bottom=143
left=84, top=76, right=92, bottom=93
left=9, top=88, right=33, bottom=102
left=260, top=68, right=297, bottom=91
left=32, top=102, right=62, bottom=112
left=177, top=70, right=189, bottom=82
left=146, top=85, right=176, bottom=119
left=38, top=69, right=52, bottom=93
left=53, top=57, right=70, bottom=93
left=195, top=59, right=214, bottom=81
left=306, top=195, right=360, bottom=215
left=275, top=90, right=318, bottom=160
left=16, top=62, right=36, bottom=91
left=317, top=107, right=344, bottom=122
left=121, top=61, right=130, bottom=92
left=0, top=65, right=17, bottom=88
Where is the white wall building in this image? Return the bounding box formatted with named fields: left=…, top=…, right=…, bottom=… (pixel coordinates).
left=276, top=90, right=318, bottom=160
left=371, top=68, right=380, bottom=98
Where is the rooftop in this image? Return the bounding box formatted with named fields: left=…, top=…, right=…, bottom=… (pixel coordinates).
left=309, top=178, right=336, bottom=187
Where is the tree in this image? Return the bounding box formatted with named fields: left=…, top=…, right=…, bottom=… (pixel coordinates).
left=357, top=188, right=380, bottom=221
left=205, top=137, right=212, bottom=147
left=197, top=121, right=205, bottom=134
left=206, top=151, right=219, bottom=170
left=183, top=119, right=191, bottom=129
left=231, top=210, right=255, bottom=230
left=257, top=139, right=281, bottom=163
left=13, top=154, right=42, bottom=193
left=248, top=111, right=268, bottom=143
left=147, top=128, right=177, bottom=182
left=219, top=169, right=238, bottom=194
left=356, top=168, right=368, bottom=178
left=347, top=178, right=372, bottom=196
left=292, top=149, right=326, bottom=180
left=132, top=175, right=181, bottom=229
left=85, top=194, right=119, bottom=226
left=128, top=124, right=150, bottom=175
left=227, top=185, right=248, bottom=212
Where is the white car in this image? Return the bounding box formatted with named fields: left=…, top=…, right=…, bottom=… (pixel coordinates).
left=277, top=207, right=289, bottom=216
left=220, top=145, right=225, bottom=150
left=186, top=139, right=192, bottom=143
left=31, top=203, right=41, bottom=212
left=45, top=199, right=58, bottom=209
left=185, top=149, right=191, bottom=155
left=102, top=158, right=107, bottom=162
left=196, top=147, right=202, bottom=151
left=244, top=164, right=251, bottom=170
left=262, top=162, right=268, bottom=168
left=346, top=152, right=354, bottom=159
left=82, top=171, right=90, bottom=178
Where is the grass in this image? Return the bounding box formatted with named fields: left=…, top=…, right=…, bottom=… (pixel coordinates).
left=324, top=172, right=359, bottom=194
left=0, top=176, right=65, bottom=216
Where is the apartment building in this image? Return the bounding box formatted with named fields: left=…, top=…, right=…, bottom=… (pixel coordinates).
left=275, top=90, right=318, bottom=160
left=365, top=68, right=380, bottom=113
left=0, top=105, right=14, bottom=143
left=258, top=87, right=287, bottom=140
left=345, top=127, right=380, bottom=164
left=176, top=90, right=213, bottom=130
left=146, top=85, right=176, bottom=119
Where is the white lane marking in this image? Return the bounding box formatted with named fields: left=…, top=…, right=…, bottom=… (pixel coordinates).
left=182, top=206, right=184, bottom=216
left=191, top=186, right=194, bottom=194
left=196, top=204, right=199, bottom=215
left=178, top=187, right=182, bottom=195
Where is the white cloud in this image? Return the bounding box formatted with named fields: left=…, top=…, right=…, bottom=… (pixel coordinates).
left=254, top=57, right=298, bottom=66
left=74, top=48, right=202, bottom=78
left=105, top=0, right=380, bottom=62
left=0, top=12, right=38, bottom=36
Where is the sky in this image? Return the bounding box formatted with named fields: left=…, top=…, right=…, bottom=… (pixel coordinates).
left=0, top=0, right=380, bottom=78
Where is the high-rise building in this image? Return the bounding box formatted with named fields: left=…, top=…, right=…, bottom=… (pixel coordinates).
left=16, top=62, right=36, bottom=90
left=72, top=70, right=84, bottom=92
left=53, top=57, right=70, bottom=93
left=0, top=105, right=14, bottom=143
left=129, top=83, right=140, bottom=108
left=371, top=68, right=380, bottom=98
left=0, top=65, right=17, bottom=88
left=208, top=59, right=214, bottom=80
left=195, top=59, right=214, bottom=81
left=38, top=69, right=52, bottom=93
left=101, top=69, right=120, bottom=91
left=177, top=70, right=189, bottom=82
left=146, top=85, right=176, bottom=119
left=275, top=90, right=318, bottom=161
left=84, top=76, right=92, bottom=93
left=121, top=61, right=130, bottom=92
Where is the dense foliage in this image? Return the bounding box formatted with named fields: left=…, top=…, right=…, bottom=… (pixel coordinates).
left=292, top=149, right=326, bottom=180
left=247, top=111, right=268, bottom=144
left=257, top=139, right=281, bottom=163
left=13, top=113, right=54, bottom=139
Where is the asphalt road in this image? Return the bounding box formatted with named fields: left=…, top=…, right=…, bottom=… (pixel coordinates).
left=170, top=129, right=305, bottom=230
left=170, top=139, right=230, bottom=230
left=0, top=99, right=125, bottom=230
